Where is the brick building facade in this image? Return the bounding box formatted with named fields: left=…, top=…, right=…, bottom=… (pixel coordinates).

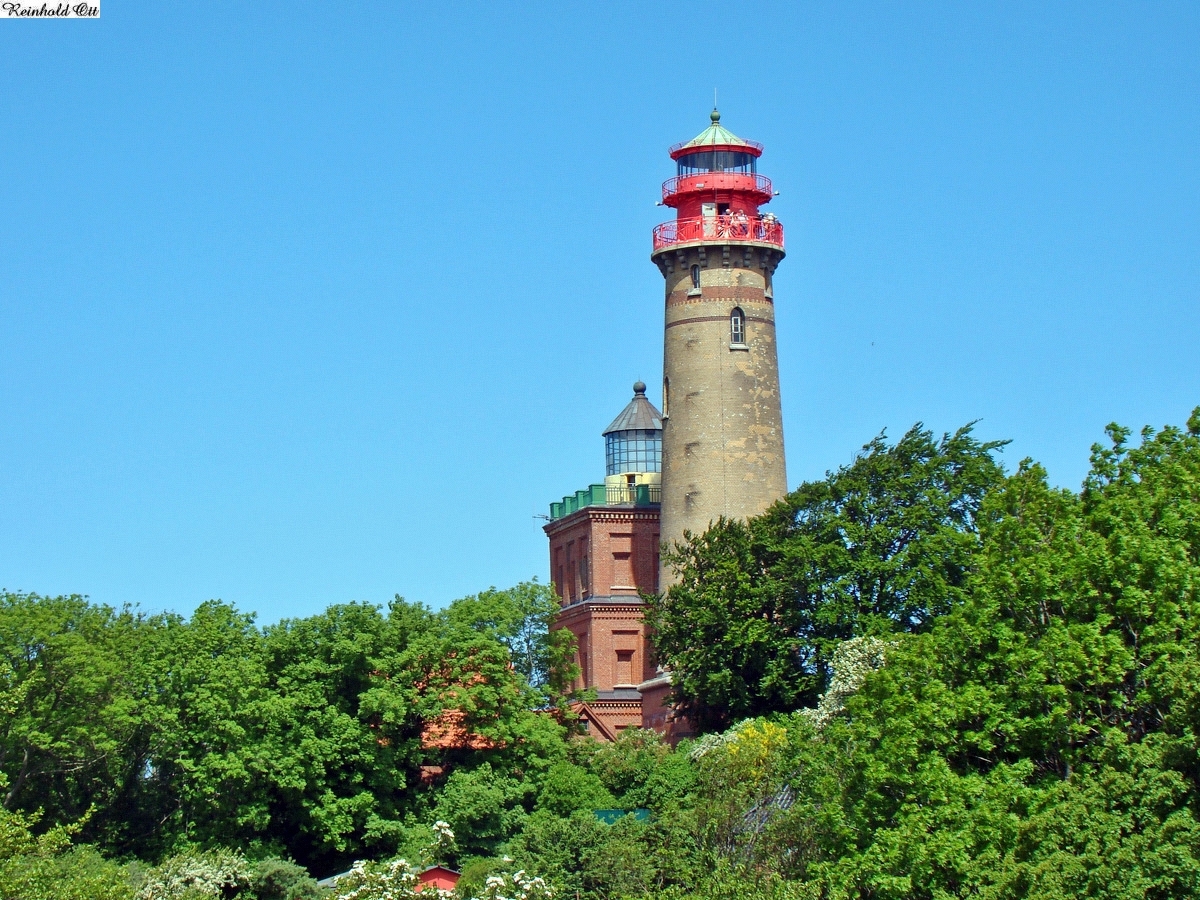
left=544, top=384, right=664, bottom=740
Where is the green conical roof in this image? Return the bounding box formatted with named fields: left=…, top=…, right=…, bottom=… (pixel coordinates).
left=673, top=109, right=759, bottom=153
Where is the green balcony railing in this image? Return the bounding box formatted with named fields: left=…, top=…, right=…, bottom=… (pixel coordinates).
left=549, top=483, right=662, bottom=520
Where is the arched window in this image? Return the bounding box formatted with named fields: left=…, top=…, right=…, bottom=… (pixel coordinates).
left=662, top=376, right=670, bottom=417
left=730, top=307, right=746, bottom=345
left=690, top=265, right=701, bottom=289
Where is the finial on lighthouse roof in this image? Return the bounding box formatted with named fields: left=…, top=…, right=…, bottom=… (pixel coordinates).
left=671, top=109, right=761, bottom=157
left=603, top=382, right=663, bottom=435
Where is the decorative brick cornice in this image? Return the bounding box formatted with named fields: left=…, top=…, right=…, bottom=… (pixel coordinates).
left=543, top=506, right=660, bottom=537
left=555, top=600, right=647, bottom=619
left=588, top=700, right=643, bottom=710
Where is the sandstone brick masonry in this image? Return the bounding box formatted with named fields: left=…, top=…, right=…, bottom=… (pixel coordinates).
left=653, top=243, right=788, bottom=585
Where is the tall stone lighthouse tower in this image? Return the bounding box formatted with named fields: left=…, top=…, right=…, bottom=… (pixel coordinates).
left=652, top=110, right=788, bottom=579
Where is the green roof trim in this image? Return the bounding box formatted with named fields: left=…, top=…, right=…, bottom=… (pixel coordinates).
left=674, top=109, right=756, bottom=151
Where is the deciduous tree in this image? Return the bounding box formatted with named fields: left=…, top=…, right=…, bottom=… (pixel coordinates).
left=647, top=423, right=1006, bottom=730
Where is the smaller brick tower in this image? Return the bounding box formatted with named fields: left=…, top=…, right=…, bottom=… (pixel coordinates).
left=544, top=383, right=662, bottom=741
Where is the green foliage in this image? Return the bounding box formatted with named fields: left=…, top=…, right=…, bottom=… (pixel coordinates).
left=504, top=810, right=650, bottom=899
left=7, top=409, right=1200, bottom=900
left=689, top=408, right=1200, bottom=898
left=257, top=600, right=409, bottom=865
left=0, top=807, right=134, bottom=900
left=432, top=764, right=531, bottom=861
left=500, top=730, right=704, bottom=900
left=648, top=859, right=812, bottom=900
left=0, top=592, right=164, bottom=844
left=647, top=422, right=1007, bottom=730
left=590, top=728, right=695, bottom=812
left=590, top=729, right=666, bottom=807
left=0, top=583, right=567, bottom=874
left=146, top=602, right=277, bottom=855
left=443, top=581, right=558, bottom=689
left=533, top=761, right=614, bottom=818
left=504, top=802, right=701, bottom=900
left=249, top=858, right=322, bottom=900
left=442, top=581, right=583, bottom=716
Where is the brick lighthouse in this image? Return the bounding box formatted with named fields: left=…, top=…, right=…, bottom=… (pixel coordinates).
left=543, top=111, right=789, bottom=740
left=651, top=110, right=788, bottom=583
left=544, top=383, right=663, bottom=740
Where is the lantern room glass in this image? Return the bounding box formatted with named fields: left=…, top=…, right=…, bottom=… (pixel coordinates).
left=676, top=150, right=757, bottom=176
left=605, top=429, right=662, bottom=476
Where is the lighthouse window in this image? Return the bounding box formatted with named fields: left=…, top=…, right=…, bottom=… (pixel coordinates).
left=691, top=265, right=700, bottom=289
left=605, top=429, right=662, bottom=476
left=677, top=150, right=757, bottom=175
left=730, top=307, right=746, bottom=346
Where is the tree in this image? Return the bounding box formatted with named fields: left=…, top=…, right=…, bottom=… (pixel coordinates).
left=589, top=728, right=696, bottom=812
left=0, top=592, right=164, bottom=851
left=138, top=601, right=277, bottom=856
left=646, top=422, right=1007, bottom=730
left=533, top=761, right=614, bottom=818
left=430, top=763, right=531, bottom=860
left=255, top=599, right=430, bottom=869
left=442, top=580, right=579, bottom=703
left=0, top=805, right=133, bottom=900
left=504, top=809, right=657, bottom=900
left=742, top=408, right=1200, bottom=897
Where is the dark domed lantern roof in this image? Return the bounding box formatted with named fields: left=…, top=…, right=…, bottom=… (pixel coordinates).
left=603, top=381, right=663, bottom=435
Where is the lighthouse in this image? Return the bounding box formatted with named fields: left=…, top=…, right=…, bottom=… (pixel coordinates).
left=543, top=111, right=789, bottom=740
left=544, top=384, right=663, bottom=740
left=651, top=110, right=788, bottom=582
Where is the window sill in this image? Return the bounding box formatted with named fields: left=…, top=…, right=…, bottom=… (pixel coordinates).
left=730, top=343, right=749, bottom=352
left=686, top=288, right=702, bottom=297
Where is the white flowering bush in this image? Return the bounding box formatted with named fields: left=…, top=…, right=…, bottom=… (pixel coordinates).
left=799, top=635, right=891, bottom=730
left=330, top=858, right=425, bottom=900
left=135, top=847, right=253, bottom=899
left=330, top=820, right=461, bottom=900
left=430, top=819, right=455, bottom=861
left=473, top=870, right=553, bottom=900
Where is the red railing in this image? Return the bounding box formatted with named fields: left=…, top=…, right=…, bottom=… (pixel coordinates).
left=661, top=172, right=773, bottom=204
left=652, top=215, right=784, bottom=251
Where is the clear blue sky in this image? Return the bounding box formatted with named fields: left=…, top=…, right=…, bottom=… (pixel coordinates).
left=2, top=3, right=1197, bottom=623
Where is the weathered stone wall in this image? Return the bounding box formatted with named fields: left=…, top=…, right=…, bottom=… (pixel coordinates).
left=653, top=242, right=787, bottom=584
